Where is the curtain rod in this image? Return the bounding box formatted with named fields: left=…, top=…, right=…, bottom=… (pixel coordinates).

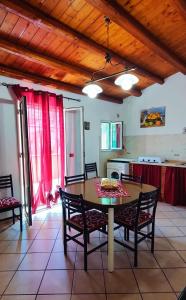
left=0, top=82, right=81, bottom=102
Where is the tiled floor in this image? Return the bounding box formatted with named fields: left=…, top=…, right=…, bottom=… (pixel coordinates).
left=0, top=202, right=186, bottom=299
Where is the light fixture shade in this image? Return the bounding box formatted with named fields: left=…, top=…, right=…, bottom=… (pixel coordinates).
left=115, top=74, right=139, bottom=90
left=82, top=84, right=103, bottom=98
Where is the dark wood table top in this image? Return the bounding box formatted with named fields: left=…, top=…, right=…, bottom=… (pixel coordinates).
left=64, top=178, right=156, bottom=208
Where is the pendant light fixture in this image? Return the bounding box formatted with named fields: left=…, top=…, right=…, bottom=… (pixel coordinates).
left=82, top=17, right=139, bottom=99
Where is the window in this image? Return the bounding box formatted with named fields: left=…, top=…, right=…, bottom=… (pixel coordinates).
left=101, top=121, right=123, bottom=150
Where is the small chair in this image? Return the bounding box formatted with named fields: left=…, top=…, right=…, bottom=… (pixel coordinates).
left=85, top=162, right=98, bottom=179
left=65, top=173, right=86, bottom=185
left=0, top=175, right=22, bottom=231
left=120, top=173, right=142, bottom=184
left=114, top=188, right=159, bottom=267
left=60, top=189, right=108, bottom=271
left=120, top=172, right=142, bottom=240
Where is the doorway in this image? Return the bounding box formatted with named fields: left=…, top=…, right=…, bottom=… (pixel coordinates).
left=64, top=107, right=84, bottom=176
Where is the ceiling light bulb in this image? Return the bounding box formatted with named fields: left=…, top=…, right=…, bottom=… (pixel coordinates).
left=115, top=74, right=139, bottom=90
left=121, top=81, right=133, bottom=90
left=82, top=84, right=103, bottom=99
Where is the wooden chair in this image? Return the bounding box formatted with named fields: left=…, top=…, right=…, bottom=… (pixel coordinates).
left=85, top=162, right=98, bottom=179
left=65, top=173, right=86, bottom=185
left=0, top=175, right=23, bottom=231
left=60, top=189, right=108, bottom=271
left=120, top=173, right=142, bottom=184
left=120, top=172, right=142, bottom=240
left=114, top=188, right=159, bottom=267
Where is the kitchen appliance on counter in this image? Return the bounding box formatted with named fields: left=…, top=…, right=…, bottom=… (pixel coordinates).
left=138, top=156, right=165, bottom=163
left=107, top=158, right=136, bottom=179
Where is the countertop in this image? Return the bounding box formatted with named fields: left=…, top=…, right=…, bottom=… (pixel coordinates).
left=130, top=161, right=186, bottom=168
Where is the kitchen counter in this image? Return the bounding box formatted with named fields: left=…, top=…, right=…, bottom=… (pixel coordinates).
left=130, top=161, right=186, bottom=168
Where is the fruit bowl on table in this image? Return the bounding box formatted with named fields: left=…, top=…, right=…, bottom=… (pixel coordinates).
left=100, top=178, right=119, bottom=191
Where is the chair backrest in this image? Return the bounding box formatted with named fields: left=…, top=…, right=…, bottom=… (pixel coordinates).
left=59, top=188, right=87, bottom=225
left=120, top=173, right=142, bottom=184
left=65, top=173, right=85, bottom=186
left=0, top=175, right=13, bottom=197
left=136, top=188, right=159, bottom=225
left=85, top=162, right=98, bottom=179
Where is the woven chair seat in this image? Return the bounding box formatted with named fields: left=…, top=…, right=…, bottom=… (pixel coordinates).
left=0, top=197, right=21, bottom=209
left=115, top=207, right=151, bottom=228
left=70, top=209, right=107, bottom=231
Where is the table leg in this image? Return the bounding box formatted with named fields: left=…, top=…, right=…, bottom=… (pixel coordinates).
left=108, top=207, right=114, bottom=272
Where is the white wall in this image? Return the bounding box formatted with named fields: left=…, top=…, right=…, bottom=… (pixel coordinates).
left=123, top=72, right=186, bottom=136
left=0, top=75, right=123, bottom=197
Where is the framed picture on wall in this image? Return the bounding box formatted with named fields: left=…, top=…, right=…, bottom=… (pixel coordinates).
left=140, top=106, right=166, bottom=128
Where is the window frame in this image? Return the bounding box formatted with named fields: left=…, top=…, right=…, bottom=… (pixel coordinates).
left=100, top=121, right=123, bottom=151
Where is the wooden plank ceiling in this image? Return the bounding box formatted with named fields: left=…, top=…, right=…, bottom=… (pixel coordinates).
left=0, top=0, right=185, bottom=104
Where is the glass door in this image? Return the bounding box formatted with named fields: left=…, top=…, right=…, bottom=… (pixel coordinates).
left=18, top=96, right=32, bottom=225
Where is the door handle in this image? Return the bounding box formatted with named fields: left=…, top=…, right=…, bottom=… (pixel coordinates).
left=69, top=153, right=74, bottom=157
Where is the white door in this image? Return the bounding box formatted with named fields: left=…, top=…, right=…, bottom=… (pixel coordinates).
left=64, top=107, right=84, bottom=176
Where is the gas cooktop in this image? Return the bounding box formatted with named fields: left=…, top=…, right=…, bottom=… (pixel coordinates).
left=138, top=156, right=165, bottom=163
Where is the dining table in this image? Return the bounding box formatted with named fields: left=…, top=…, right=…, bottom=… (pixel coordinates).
left=64, top=178, right=156, bottom=272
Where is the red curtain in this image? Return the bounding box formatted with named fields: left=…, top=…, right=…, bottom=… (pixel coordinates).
left=133, top=164, right=161, bottom=188
left=164, top=167, right=186, bottom=206
left=12, top=85, right=64, bottom=213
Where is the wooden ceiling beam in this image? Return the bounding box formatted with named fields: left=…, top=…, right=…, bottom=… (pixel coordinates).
left=0, top=64, right=123, bottom=104
left=0, top=0, right=164, bottom=84
left=0, top=37, right=141, bottom=97
left=86, top=0, right=186, bottom=74
left=171, top=0, right=186, bottom=19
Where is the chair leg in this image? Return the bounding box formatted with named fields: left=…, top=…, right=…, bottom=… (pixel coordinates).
left=151, top=222, right=155, bottom=253
left=67, top=207, right=71, bottom=231
left=84, top=231, right=88, bottom=271
left=63, top=223, right=67, bottom=255
left=134, top=230, right=138, bottom=267
left=19, top=207, right=23, bottom=232
left=124, top=228, right=130, bottom=241
left=12, top=209, right=15, bottom=224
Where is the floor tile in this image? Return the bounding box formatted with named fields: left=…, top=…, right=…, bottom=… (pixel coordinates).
left=168, top=237, right=186, bottom=250
left=19, top=253, right=50, bottom=270
left=53, top=239, right=77, bottom=252
left=36, top=228, right=59, bottom=239
left=159, top=226, right=184, bottom=237
left=0, top=253, right=24, bottom=270
left=141, top=293, right=177, bottom=300
left=5, top=270, right=43, bottom=294
left=75, top=251, right=103, bottom=269
left=163, top=268, right=186, bottom=292
left=1, top=296, right=36, bottom=300
left=39, top=270, right=73, bottom=294
left=0, top=241, right=11, bottom=253
left=0, top=271, right=15, bottom=294
left=28, top=239, right=55, bottom=252
left=102, top=251, right=130, bottom=269
left=134, top=269, right=172, bottom=292
left=5, top=240, right=33, bottom=253
left=178, top=227, right=186, bottom=235
left=128, top=251, right=159, bottom=268
left=71, top=295, right=106, bottom=300
left=47, top=251, right=76, bottom=269
left=156, top=219, right=174, bottom=226
left=72, top=270, right=105, bottom=293
left=154, top=250, right=186, bottom=268
left=36, top=295, right=71, bottom=300
left=147, top=237, right=174, bottom=250
left=171, top=219, right=186, bottom=226
left=163, top=212, right=183, bottom=219
left=107, top=295, right=141, bottom=300
left=104, top=269, right=139, bottom=293
left=178, top=251, right=186, bottom=262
